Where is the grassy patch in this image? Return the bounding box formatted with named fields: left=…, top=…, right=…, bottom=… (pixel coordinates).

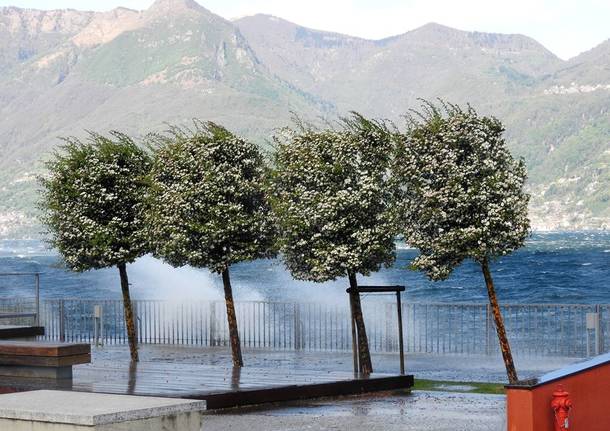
left=413, top=379, right=505, bottom=395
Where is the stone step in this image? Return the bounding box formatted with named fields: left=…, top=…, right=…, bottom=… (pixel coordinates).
left=0, top=390, right=206, bottom=430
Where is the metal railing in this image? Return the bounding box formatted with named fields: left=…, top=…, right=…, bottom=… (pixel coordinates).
left=0, top=299, right=600, bottom=358
left=0, top=273, right=40, bottom=325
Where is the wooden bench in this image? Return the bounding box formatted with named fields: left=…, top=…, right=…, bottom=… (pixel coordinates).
left=0, top=341, right=90, bottom=380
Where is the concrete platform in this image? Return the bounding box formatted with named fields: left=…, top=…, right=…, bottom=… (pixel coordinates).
left=0, top=364, right=73, bottom=379
left=0, top=341, right=90, bottom=380
left=0, top=390, right=205, bottom=430
left=0, top=359, right=414, bottom=409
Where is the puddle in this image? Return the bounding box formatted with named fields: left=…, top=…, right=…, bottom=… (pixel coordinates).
left=433, top=384, right=477, bottom=392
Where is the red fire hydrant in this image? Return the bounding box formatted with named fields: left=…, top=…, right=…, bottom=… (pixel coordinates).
left=551, top=385, right=572, bottom=431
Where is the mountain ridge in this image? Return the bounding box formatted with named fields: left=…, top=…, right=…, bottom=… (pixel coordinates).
left=0, top=3, right=608, bottom=237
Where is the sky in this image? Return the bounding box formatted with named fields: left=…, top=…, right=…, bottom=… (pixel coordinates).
left=1, top=0, right=609, bottom=60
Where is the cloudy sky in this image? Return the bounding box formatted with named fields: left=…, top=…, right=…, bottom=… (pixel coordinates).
left=1, top=0, right=609, bottom=60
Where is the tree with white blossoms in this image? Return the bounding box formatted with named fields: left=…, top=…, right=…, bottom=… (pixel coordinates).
left=39, top=132, right=150, bottom=362
left=397, top=102, right=530, bottom=384
left=146, top=122, right=275, bottom=367
left=269, top=114, right=399, bottom=374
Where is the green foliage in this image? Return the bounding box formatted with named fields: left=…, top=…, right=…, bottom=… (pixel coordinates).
left=146, top=121, right=275, bottom=273
left=38, top=132, right=151, bottom=271
left=269, top=114, right=399, bottom=282
left=413, top=379, right=505, bottom=395
left=496, top=65, right=536, bottom=87
left=398, top=102, right=531, bottom=280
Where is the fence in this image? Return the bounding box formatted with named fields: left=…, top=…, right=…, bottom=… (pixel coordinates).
left=0, top=272, right=40, bottom=325
left=1, top=299, right=601, bottom=358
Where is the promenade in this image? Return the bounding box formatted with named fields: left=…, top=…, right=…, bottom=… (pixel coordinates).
left=204, top=391, right=505, bottom=431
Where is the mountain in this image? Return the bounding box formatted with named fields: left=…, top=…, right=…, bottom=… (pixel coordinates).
left=0, top=7, right=93, bottom=74
left=521, top=40, right=610, bottom=228
left=236, top=16, right=562, bottom=116
left=0, top=1, right=329, bottom=237
left=236, top=15, right=610, bottom=230
left=0, top=3, right=608, bottom=237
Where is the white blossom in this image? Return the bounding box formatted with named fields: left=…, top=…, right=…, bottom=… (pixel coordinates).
left=269, top=115, right=400, bottom=282
left=397, top=103, right=531, bottom=280
left=39, top=132, right=150, bottom=271
left=146, top=122, right=275, bottom=273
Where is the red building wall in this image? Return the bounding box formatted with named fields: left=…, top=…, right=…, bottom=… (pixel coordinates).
left=507, top=359, right=610, bottom=431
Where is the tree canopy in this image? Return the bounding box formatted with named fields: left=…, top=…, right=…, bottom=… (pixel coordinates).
left=398, top=102, right=531, bottom=280
left=146, top=121, right=276, bottom=273
left=146, top=121, right=276, bottom=367
left=269, top=114, right=399, bottom=374
left=39, top=131, right=150, bottom=271
left=269, top=114, right=399, bottom=282
left=397, top=101, right=530, bottom=384
left=39, top=131, right=150, bottom=361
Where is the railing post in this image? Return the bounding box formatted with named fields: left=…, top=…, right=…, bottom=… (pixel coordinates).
left=396, top=292, right=405, bottom=375
left=586, top=308, right=601, bottom=357
left=597, top=305, right=606, bottom=355
left=349, top=295, right=358, bottom=374
left=485, top=303, right=492, bottom=356
left=34, top=273, right=40, bottom=326
left=385, top=303, right=393, bottom=352
left=594, top=305, right=601, bottom=356
left=93, top=304, right=104, bottom=347
left=294, top=303, right=301, bottom=350
left=209, top=302, right=216, bottom=347
left=135, top=301, right=141, bottom=345
left=59, top=300, right=65, bottom=342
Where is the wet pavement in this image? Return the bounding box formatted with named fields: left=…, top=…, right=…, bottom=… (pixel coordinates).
left=92, top=344, right=577, bottom=383
left=204, top=391, right=506, bottom=430
left=89, top=345, right=578, bottom=430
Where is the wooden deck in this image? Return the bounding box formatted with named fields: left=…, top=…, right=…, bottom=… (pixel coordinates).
left=0, top=325, right=44, bottom=339
left=0, top=360, right=413, bottom=409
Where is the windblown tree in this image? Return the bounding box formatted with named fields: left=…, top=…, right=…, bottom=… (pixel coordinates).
left=269, top=114, right=399, bottom=374
left=146, top=122, right=275, bottom=367
left=39, top=132, right=150, bottom=362
left=397, top=102, right=530, bottom=384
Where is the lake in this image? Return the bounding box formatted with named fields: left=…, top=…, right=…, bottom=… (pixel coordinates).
left=1, top=231, right=609, bottom=305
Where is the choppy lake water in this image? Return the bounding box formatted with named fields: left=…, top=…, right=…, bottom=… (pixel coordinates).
left=1, top=232, right=609, bottom=304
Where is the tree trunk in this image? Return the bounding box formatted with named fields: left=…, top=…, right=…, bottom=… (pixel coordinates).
left=231, top=366, right=242, bottom=391
left=127, top=361, right=138, bottom=395
left=118, top=263, right=139, bottom=362
left=222, top=267, right=243, bottom=367
left=481, top=258, right=518, bottom=384
left=348, top=272, right=373, bottom=374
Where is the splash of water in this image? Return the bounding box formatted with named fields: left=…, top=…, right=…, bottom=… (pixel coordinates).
left=126, top=255, right=265, bottom=302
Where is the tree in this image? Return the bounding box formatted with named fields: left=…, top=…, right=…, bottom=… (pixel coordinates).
left=39, top=132, right=150, bottom=362
left=269, top=114, right=399, bottom=374
left=397, top=102, right=530, bottom=384
left=146, top=122, right=275, bottom=367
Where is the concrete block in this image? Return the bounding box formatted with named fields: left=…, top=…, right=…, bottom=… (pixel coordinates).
left=0, top=390, right=205, bottom=431
left=0, top=365, right=73, bottom=379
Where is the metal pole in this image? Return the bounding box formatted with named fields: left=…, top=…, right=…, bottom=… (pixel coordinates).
left=34, top=273, right=40, bottom=326
left=485, top=303, right=491, bottom=355
left=294, top=304, right=301, bottom=350
left=209, top=302, right=216, bottom=347
left=94, top=308, right=98, bottom=347
left=396, top=291, right=405, bottom=375
left=599, top=305, right=605, bottom=354
left=595, top=305, right=601, bottom=356
left=59, top=300, right=65, bottom=342
left=349, top=292, right=358, bottom=374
